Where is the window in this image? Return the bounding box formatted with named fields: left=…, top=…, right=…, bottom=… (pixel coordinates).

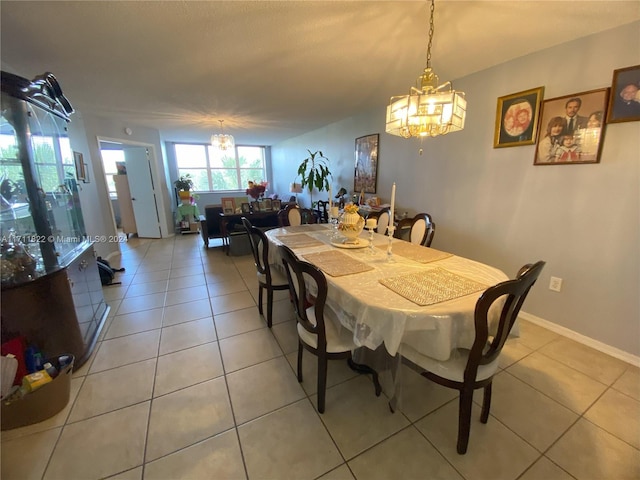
left=100, top=148, right=124, bottom=198
left=174, top=143, right=266, bottom=191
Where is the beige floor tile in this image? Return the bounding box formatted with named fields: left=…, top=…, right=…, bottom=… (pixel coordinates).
left=107, top=466, right=143, bottom=479
left=104, top=308, right=163, bottom=339
left=69, top=359, right=156, bottom=422
left=395, top=364, right=458, bottom=422
left=547, top=418, right=640, bottom=480
left=207, top=278, right=250, bottom=297
left=103, top=284, right=129, bottom=301
left=163, top=298, right=212, bottom=327
left=317, top=376, right=410, bottom=460
left=483, top=371, right=578, bottom=451
left=1, top=427, right=61, bottom=480
left=167, top=273, right=206, bottom=291
left=170, top=257, right=204, bottom=269
left=539, top=336, right=629, bottom=385
left=584, top=387, right=640, bottom=449
left=517, top=320, right=559, bottom=350
left=612, top=365, right=640, bottom=401
left=507, top=352, right=608, bottom=414
left=285, top=351, right=359, bottom=396
left=415, top=400, right=539, bottom=480
left=130, top=270, right=170, bottom=285
left=348, top=426, right=463, bottom=480
left=159, top=317, right=217, bottom=355
left=499, top=337, right=534, bottom=369
left=164, top=284, right=209, bottom=306
left=144, top=430, right=245, bottom=480
left=219, top=328, right=283, bottom=373
left=518, top=457, right=574, bottom=480
left=135, top=261, right=172, bottom=274
left=89, top=330, right=161, bottom=374
left=238, top=400, right=343, bottom=480
left=154, top=342, right=224, bottom=397
left=170, top=265, right=203, bottom=279
left=268, top=297, right=297, bottom=325
left=317, top=464, right=355, bottom=480
left=205, top=270, right=244, bottom=285
left=271, top=319, right=299, bottom=354
left=214, top=306, right=266, bottom=339
left=227, top=357, right=305, bottom=424
left=44, top=402, right=149, bottom=480
left=145, top=377, right=234, bottom=462
left=116, top=292, right=166, bottom=315
left=124, top=279, right=168, bottom=298
left=210, top=291, right=256, bottom=314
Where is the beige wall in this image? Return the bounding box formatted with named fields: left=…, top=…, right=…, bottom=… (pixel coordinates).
left=271, top=22, right=640, bottom=358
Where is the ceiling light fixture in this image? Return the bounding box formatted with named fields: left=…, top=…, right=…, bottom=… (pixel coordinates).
left=211, top=119, right=235, bottom=150
left=385, top=0, right=466, bottom=139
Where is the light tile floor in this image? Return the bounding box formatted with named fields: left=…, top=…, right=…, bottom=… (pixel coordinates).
left=2, top=233, right=639, bottom=480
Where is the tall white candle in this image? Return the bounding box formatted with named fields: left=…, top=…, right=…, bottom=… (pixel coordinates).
left=389, top=182, right=396, bottom=226
left=328, top=185, right=332, bottom=210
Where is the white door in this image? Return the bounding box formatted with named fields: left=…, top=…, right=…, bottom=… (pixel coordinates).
left=124, top=147, right=161, bottom=238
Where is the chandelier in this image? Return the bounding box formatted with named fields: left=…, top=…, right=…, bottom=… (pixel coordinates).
left=211, top=119, right=235, bottom=150
left=385, top=0, right=466, bottom=138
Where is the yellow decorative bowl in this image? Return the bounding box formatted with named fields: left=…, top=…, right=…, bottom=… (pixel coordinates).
left=338, top=213, right=365, bottom=243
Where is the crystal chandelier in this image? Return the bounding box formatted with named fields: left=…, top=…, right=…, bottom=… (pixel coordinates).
left=211, top=119, right=235, bottom=150
left=385, top=0, right=466, bottom=138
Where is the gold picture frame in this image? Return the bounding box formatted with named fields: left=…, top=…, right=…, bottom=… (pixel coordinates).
left=493, top=86, right=544, bottom=148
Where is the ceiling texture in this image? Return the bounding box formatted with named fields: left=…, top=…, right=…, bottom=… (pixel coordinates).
left=2, top=1, right=638, bottom=146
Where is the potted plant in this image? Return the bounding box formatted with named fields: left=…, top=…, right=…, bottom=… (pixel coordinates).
left=296, top=150, right=332, bottom=206
left=174, top=174, right=194, bottom=201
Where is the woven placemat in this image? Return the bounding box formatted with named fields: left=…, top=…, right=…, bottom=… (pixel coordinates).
left=376, top=242, right=453, bottom=264
left=276, top=233, right=324, bottom=249
left=379, top=267, right=487, bottom=306
left=303, top=250, right=374, bottom=277
left=283, top=225, right=327, bottom=233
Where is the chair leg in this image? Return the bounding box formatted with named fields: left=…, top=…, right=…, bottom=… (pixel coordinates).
left=258, top=285, right=264, bottom=315
left=297, top=342, right=303, bottom=383
left=481, top=382, right=492, bottom=424
left=317, top=356, right=328, bottom=414
left=266, top=287, right=274, bottom=328
left=457, top=389, right=474, bottom=455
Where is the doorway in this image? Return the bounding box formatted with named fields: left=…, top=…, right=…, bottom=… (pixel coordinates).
left=99, top=140, right=162, bottom=238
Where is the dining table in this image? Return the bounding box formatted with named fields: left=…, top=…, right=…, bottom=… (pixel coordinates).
left=265, top=224, right=510, bottom=402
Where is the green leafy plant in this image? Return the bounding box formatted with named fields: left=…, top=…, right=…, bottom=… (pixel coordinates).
left=174, top=174, right=194, bottom=191
left=297, top=150, right=331, bottom=205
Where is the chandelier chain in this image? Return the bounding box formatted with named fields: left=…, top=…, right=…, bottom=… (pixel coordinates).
left=426, top=0, right=435, bottom=69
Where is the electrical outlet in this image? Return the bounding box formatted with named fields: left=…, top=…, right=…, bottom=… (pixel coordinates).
left=549, top=276, right=562, bottom=292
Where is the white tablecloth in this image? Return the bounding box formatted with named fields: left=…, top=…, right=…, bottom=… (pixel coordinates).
left=266, top=226, right=509, bottom=361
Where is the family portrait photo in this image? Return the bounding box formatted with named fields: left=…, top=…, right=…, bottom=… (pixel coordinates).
left=534, top=88, right=609, bottom=165
left=607, top=64, right=640, bottom=123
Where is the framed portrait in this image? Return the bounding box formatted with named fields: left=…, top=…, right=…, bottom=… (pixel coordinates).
left=221, top=197, right=236, bottom=215
left=250, top=200, right=260, bottom=213
left=262, top=198, right=272, bottom=211
left=493, top=86, right=544, bottom=148
left=241, top=202, right=251, bottom=213
left=534, top=88, right=609, bottom=166
left=606, top=64, right=640, bottom=124
left=354, top=134, right=379, bottom=193
left=73, top=151, right=86, bottom=182
left=272, top=199, right=282, bottom=211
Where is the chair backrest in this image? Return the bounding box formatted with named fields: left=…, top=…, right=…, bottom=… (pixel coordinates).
left=242, top=217, right=270, bottom=278
left=315, top=200, right=329, bottom=223
left=279, top=245, right=329, bottom=350
left=287, top=205, right=302, bottom=226
left=300, top=208, right=318, bottom=224
left=465, top=261, right=545, bottom=382
left=409, top=213, right=435, bottom=247
left=204, top=205, right=224, bottom=237
left=393, top=217, right=412, bottom=240
left=376, top=209, right=390, bottom=235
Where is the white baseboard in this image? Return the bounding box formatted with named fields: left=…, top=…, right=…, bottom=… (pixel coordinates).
left=519, top=311, right=640, bottom=367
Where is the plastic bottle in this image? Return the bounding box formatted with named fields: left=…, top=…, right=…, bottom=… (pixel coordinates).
left=43, top=362, right=58, bottom=379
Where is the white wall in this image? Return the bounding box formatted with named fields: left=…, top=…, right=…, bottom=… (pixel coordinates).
left=271, top=22, right=640, bottom=358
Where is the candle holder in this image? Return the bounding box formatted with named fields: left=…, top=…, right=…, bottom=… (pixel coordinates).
left=386, top=226, right=395, bottom=261
left=366, top=226, right=376, bottom=254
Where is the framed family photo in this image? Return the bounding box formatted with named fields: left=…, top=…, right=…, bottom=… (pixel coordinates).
left=534, top=88, right=609, bottom=166
left=241, top=202, right=251, bottom=214
left=354, top=134, right=379, bottom=193
left=606, top=64, right=640, bottom=124
left=494, top=86, right=544, bottom=148
left=272, top=199, right=282, bottom=211
left=221, top=197, right=236, bottom=214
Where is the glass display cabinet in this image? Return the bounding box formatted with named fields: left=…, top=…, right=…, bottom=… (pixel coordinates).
left=1, top=71, right=108, bottom=367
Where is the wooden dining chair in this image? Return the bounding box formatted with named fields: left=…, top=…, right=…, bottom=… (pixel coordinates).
left=400, top=260, right=545, bottom=454
left=279, top=245, right=382, bottom=413
left=241, top=217, right=290, bottom=328
left=287, top=204, right=302, bottom=226
left=315, top=200, right=329, bottom=223
left=376, top=208, right=390, bottom=235
left=409, top=213, right=435, bottom=247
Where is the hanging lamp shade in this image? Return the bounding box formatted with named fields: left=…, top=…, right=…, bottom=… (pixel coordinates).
left=385, top=0, right=466, bottom=138
left=211, top=120, right=235, bottom=150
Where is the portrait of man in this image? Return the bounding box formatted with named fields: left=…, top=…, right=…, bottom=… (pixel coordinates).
left=607, top=64, right=640, bottom=123
left=563, top=97, right=588, bottom=133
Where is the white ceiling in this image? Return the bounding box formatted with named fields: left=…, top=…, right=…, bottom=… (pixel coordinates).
left=2, top=1, right=638, bottom=145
